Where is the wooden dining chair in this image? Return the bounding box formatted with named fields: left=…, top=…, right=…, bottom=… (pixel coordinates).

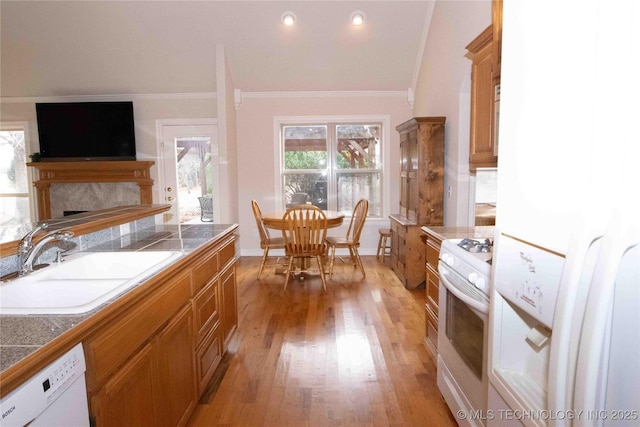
left=326, top=198, right=369, bottom=279
left=251, top=199, right=285, bottom=279
left=281, top=205, right=328, bottom=292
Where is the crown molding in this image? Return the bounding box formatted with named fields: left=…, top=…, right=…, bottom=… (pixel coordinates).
left=1, top=90, right=408, bottom=104
left=242, top=90, right=407, bottom=99
left=0, top=92, right=217, bottom=103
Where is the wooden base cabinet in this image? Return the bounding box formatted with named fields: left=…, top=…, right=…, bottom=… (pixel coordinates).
left=91, top=304, right=196, bottom=427
left=422, top=230, right=444, bottom=355
left=390, top=214, right=426, bottom=289
left=85, top=228, right=238, bottom=427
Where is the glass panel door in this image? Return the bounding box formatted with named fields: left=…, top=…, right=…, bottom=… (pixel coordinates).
left=159, top=123, right=218, bottom=225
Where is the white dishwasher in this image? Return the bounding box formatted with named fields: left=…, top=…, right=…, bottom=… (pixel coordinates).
left=0, top=343, right=89, bottom=427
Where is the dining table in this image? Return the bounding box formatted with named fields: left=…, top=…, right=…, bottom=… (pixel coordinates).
left=261, top=209, right=345, bottom=230
left=261, top=209, right=345, bottom=278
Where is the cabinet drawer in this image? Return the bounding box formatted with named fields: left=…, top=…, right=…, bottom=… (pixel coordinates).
left=426, top=240, right=440, bottom=267
left=391, top=222, right=406, bottom=239
left=86, top=270, right=192, bottom=389
left=193, top=277, right=220, bottom=344
left=196, top=325, right=223, bottom=394
left=218, top=238, right=236, bottom=270
left=426, top=268, right=439, bottom=316
left=193, top=252, right=219, bottom=294
left=425, top=304, right=439, bottom=348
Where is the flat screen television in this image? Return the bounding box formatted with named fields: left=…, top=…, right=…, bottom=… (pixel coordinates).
left=35, top=101, right=136, bottom=161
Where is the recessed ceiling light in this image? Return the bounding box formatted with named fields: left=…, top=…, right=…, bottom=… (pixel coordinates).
left=282, top=11, right=296, bottom=26
left=350, top=11, right=365, bottom=26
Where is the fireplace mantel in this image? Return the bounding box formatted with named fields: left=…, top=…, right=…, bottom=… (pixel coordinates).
left=27, top=160, right=155, bottom=220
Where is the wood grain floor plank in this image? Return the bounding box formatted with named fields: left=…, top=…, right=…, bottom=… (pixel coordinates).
left=187, top=256, right=456, bottom=426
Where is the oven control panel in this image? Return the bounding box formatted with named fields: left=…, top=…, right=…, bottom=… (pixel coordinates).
left=493, top=233, right=565, bottom=328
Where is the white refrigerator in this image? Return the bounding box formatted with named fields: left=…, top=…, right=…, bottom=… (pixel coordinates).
left=487, top=0, right=640, bottom=426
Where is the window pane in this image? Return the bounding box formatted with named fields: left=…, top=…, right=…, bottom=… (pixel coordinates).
left=336, top=125, right=380, bottom=170
left=337, top=172, right=381, bottom=216
left=1, top=129, right=31, bottom=226
left=284, top=126, right=327, bottom=170
left=284, top=173, right=327, bottom=209
left=280, top=121, right=384, bottom=217
left=0, top=131, right=28, bottom=193
left=1, top=196, right=30, bottom=228
left=175, top=137, right=211, bottom=223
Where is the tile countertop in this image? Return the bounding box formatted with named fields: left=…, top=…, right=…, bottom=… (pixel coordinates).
left=420, top=225, right=496, bottom=241
left=0, top=223, right=237, bottom=373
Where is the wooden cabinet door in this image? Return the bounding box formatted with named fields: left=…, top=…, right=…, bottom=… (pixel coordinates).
left=399, top=130, right=413, bottom=219
left=396, top=117, right=445, bottom=225
left=468, top=25, right=497, bottom=170
left=91, top=344, right=160, bottom=427
left=91, top=306, right=196, bottom=427
left=155, top=305, right=197, bottom=427
left=220, top=264, right=237, bottom=349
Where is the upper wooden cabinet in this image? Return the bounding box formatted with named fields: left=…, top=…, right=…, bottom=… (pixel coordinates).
left=396, top=117, right=446, bottom=225
left=467, top=25, right=497, bottom=170
left=467, top=0, right=503, bottom=171
left=492, top=0, right=503, bottom=83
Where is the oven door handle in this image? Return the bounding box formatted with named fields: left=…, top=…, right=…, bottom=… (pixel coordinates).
left=438, top=264, right=489, bottom=315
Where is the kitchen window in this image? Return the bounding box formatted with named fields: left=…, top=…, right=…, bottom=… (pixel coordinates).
left=280, top=121, right=383, bottom=217
left=0, top=122, right=32, bottom=231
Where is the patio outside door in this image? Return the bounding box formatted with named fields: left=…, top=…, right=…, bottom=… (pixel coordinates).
left=158, top=121, right=218, bottom=224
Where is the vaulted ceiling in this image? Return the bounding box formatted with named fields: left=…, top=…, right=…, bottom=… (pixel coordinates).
left=0, top=1, right=433, bottom=98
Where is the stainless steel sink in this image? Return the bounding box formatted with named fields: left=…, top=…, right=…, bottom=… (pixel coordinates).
left=0, top=251, right=183, bottom=315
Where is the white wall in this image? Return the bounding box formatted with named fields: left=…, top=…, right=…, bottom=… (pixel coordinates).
left=412, top=0, right=492, bottom=226
left=235, top=93, right=412, bottom=256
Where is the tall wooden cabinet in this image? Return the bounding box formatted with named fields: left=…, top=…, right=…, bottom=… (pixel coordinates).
left=389, top=117, right=445, bottom=289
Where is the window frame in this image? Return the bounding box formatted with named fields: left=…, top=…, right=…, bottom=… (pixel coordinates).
left=0, top=121, right=35, bottom=224
left=274, top=115, right=391, bottom=218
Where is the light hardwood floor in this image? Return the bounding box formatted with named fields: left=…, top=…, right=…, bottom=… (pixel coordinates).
left=187, top=255, right=457, bottom=427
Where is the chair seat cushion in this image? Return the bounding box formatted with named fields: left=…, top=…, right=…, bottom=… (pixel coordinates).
left=326, top=236, right=356, bottom=246
left=263, top=237, right=285, bottom=248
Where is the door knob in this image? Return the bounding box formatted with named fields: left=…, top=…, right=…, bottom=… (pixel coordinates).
left=167, top=196, right=175, bottom=201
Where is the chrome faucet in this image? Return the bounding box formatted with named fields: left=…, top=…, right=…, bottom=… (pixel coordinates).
left=18, top=224, right=74, bottom=276
left=17, top=223, right=49, bottom=271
